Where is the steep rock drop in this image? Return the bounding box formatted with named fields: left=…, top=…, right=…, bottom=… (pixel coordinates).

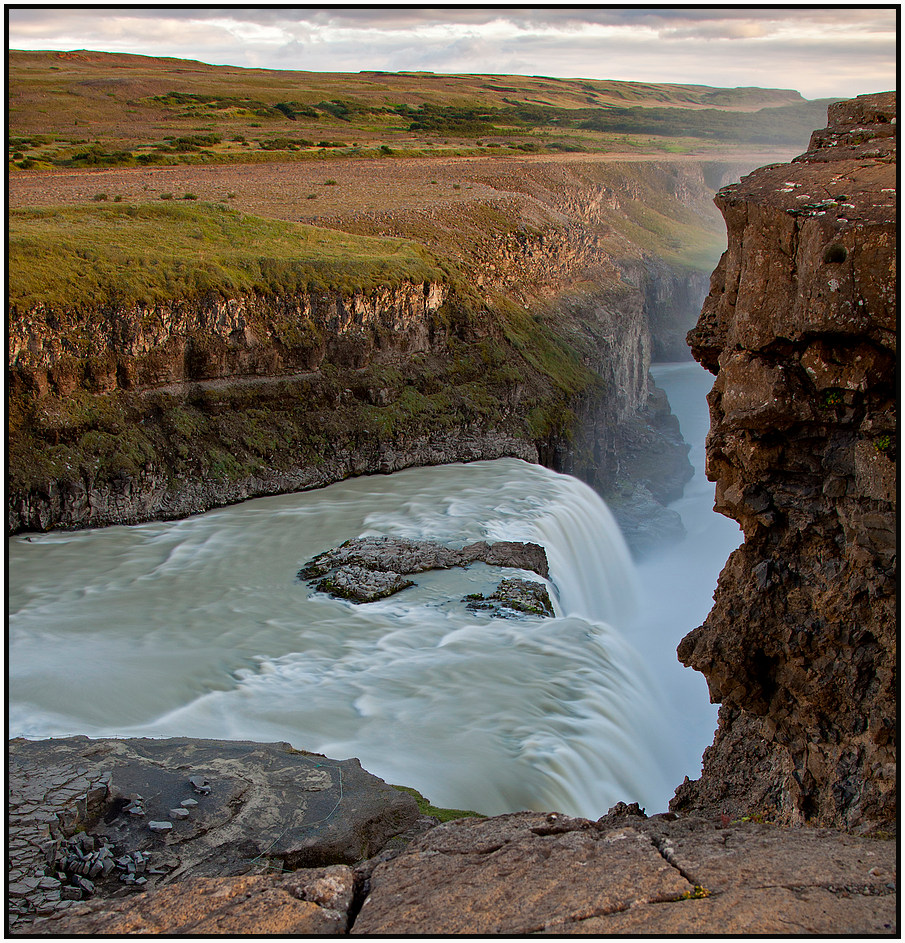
left=8, top=159, right=750, bottom=549
left=672, top=92, right=897, bottom=832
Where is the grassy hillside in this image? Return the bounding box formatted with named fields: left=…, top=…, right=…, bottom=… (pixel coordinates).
left=8, top=49, right=833, bottom=169
left=9, top=202, right=445, bottom=311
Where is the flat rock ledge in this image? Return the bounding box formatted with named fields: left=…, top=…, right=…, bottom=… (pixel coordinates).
left=11, top=739, right=896, bottom=937
left=299, top=536, right=549, bottom=603
left=8, top=736, right=421, bottom=934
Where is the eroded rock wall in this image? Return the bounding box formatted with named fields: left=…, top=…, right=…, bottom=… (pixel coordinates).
left=673, top=92, right=896, bottom=832
left=9, top=282, right=448, bottom=397
left=8, top=161, right=727, bottom=539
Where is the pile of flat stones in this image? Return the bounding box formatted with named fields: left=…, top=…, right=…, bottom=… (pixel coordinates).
left=8, top=744, right=217, bottom=932
left=52, top=833, right=163, bottom=896
left=8, top=750, right=113, bottom=930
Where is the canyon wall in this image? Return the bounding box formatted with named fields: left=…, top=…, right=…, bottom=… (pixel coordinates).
left=672, top=92, right=897, bottom=832
left=8, top=160, right=736, bottom=543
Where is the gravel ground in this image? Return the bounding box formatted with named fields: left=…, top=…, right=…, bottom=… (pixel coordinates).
left=7, top=150, right=784, bottom=228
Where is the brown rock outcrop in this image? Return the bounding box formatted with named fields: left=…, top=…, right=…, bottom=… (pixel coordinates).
left=352, top=810, right=895, bottom=935
left=37, top=868, right=356, bottom=935
left=674, top=92, right=896, bottom=831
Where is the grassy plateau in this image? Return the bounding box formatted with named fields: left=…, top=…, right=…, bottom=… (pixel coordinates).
left=7, top=50, right=833, bottom=526
left=9, top=49, right=835, bottom=169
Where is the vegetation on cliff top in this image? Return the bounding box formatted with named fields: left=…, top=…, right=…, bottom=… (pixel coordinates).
left=9, top=202, right=446, bottom=311
left=8, top=49, right=830, bottom=169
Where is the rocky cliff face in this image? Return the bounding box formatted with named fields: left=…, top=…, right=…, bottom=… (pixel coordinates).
left=673, top=93, right=896, bottom=832
left=9, top=160, right=739, bottom=543
left=9, top=282, right=449, bottom=396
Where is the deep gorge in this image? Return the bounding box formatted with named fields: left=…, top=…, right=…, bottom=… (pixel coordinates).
left=8, top=158, right=746, bottom=547
left=8, top=91, right=897, bottom=935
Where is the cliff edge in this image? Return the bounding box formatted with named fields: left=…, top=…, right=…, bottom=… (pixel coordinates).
left=673, top=92, right=896, bottom=832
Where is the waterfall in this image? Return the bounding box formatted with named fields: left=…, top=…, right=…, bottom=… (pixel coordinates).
left=8, top=457, right=686, bottom=818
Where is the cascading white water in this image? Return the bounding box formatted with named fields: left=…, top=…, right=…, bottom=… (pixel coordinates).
left=9, top=459, right=675, bottom=817
left=8, top=361, right=735, bottom=818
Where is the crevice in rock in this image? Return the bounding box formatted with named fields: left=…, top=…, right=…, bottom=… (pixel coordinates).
left=345, top=871, right=370, bottom=934
left=647, top=833, right=701, bottom=889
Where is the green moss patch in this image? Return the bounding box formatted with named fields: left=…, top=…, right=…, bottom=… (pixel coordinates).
left=391, top=784, right=484, bottom=822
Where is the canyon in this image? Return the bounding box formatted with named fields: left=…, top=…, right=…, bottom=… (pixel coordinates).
left=7, top=89, right=897, bottom=935
left=8, top=157, right=750, bottom=551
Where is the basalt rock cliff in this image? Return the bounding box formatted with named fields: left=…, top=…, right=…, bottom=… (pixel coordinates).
left=673, top=93, right=897, bottom=832
left=8, top=159, right=744, bottom=549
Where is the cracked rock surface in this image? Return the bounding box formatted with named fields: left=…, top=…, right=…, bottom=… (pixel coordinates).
left=13, top=744, right=897, bottom=937
left=352, top=810, right=896, bottom=936
left=9, top=736, right=419, bottom=933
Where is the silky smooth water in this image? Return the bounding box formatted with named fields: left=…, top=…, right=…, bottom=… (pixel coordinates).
left=8, top=361, right=738, bottom=818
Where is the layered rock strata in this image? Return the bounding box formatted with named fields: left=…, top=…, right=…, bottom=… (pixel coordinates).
left=673, top=93, right=896, bottom=832
left=7, top=159, right=739, bottom=546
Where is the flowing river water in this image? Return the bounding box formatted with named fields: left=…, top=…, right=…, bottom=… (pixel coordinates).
left=8, top=361, right=741, bottom=818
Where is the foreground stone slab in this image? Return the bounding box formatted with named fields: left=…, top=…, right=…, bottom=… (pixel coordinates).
left=38, top=867, right=354, bottom=935
left=352, top=812, right=691, bottom=935
left=8, top=736, right=418, bottom=930
left=352, top=811, right=897, bottom=936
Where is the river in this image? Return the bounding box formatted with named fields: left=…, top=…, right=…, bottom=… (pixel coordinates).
left=8, top=361, right=740, bottom=818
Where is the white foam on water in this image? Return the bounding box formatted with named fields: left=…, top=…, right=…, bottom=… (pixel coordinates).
left=9, top=365, right=730, bottom=817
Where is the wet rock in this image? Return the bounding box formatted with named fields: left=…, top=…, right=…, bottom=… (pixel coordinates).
left=301, top=536, right=549, bottom=581
left=301, top=536, right=550, bottom=604
left=463, top=578, right=555, bottom=618
left=314, top=565, right=415, bottom=603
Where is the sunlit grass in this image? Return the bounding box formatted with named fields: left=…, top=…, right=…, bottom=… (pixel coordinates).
left=9, top=201, right=445, bottom=310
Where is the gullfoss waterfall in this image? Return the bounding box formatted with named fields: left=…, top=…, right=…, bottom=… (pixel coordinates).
left=9, top=362, right=733, bottom=818
left=10, top=460, right=672, bottom=818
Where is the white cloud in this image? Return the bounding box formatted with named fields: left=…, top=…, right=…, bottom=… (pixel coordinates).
left=6, top=7, right=897, bottom=99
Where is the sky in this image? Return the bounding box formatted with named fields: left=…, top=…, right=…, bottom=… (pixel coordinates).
left=6, top=6, right=898, bottom=100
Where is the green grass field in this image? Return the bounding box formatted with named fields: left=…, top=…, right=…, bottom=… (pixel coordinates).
left=8, top=49, right=834, bottom=169
left=9, top=202, right=445, bottom=310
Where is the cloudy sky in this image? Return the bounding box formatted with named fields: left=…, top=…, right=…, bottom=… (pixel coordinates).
left=7, top=6, right=897, bottom=99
